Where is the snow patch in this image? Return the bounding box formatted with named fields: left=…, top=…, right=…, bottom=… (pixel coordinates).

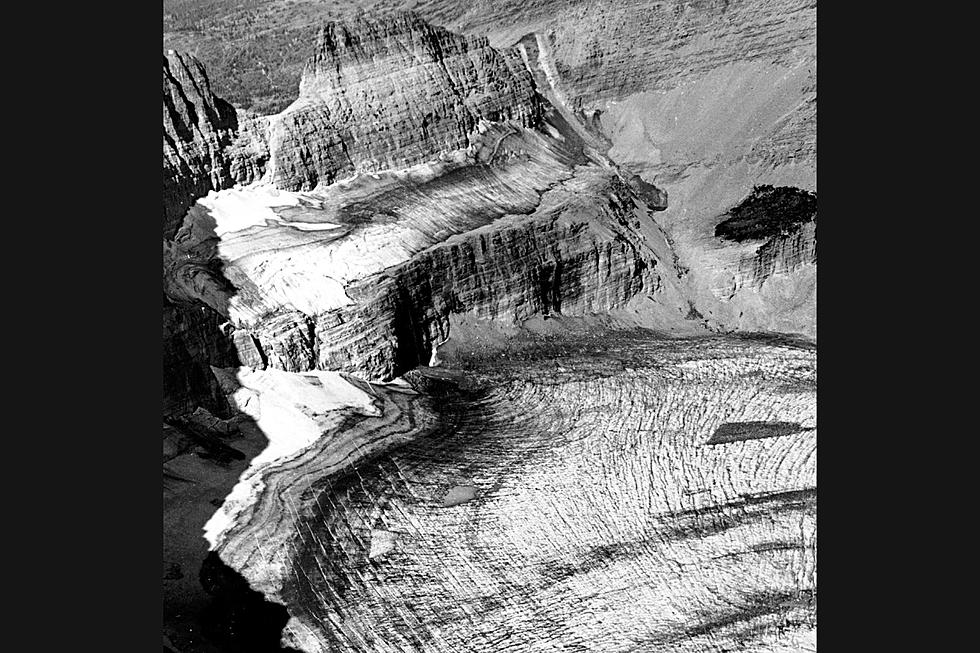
left=203, top=368, right=381, bottom=549
left=198, top=185, right=341, bottom=236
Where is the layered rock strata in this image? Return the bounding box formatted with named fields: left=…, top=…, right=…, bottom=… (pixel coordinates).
left=161, top=8, right=818, bottom=651
left=163, top=51, right=269, bottom=239
left=540, top=0, right=815, bottom=113
left=738, top=220, right=816, bottom=290
left=162, top=13, right=556, bottom=419
left=716, top=185, right=817, bottom=291
left=166, top=118, right=687, bottom=382
left=595, top=56, right=817, bottom=334
left=267, top=13, right=543, bottom=190
left=164, top=1, right=816, bottom=126
left=312, top=167, right=682, bottom=379
left=162, top=296, right=238, bottom=419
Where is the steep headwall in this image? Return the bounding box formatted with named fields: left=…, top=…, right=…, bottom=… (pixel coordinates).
left=739, top=219, right=816, bottom=289
left=162, top=9, right=818, bottom=650
left=163, top=51, right=269, bottom=239
left=168, top=130, right=686, bottom=383
left=308, top=173, right=667, bottom=379
left=267, top=13, right=543, bottom=190
left=162, top=295, right=238, bottom=418
left=162, top=14, right=551, bottom=419
left=717, top=185, right=817, bottom=290
left=164, top=1, right=816, bottom=118
left=162, top=3, right=820, bottom=423
left=585, top=2, right=816, bottom=337
left=540, top=0, right=815, bottom=109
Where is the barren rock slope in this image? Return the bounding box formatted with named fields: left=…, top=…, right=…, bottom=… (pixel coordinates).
left=163, top=51, right=269, bottom=238
left=268, top=14, right=542, bottom=189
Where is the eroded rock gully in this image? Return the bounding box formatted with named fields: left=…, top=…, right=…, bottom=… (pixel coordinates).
left=162, top=6, right=816, bottom=653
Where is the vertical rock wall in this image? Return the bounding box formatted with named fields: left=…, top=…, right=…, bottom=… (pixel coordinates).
left=267, top=13, right=543, bottom=190
left=163, top=51, right=269, bottom=239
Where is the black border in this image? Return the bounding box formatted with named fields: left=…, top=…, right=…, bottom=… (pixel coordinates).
left=24, top=1, right=926, bottom=651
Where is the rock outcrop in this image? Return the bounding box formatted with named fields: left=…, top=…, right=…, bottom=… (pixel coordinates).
left=715, top=186, right=817, bottom=290
left=167, top=118, right=689, bottom=382
left=162, top=296, right=238, bottom=419
left=739, top=219, right=816, bottom=289
left=163, top=13, right=546, bottom=236
left=586, top=2, right=817, bottom=336
left=164, top=1, right=816, bottom=126
left=539, top=0, right=816, bottom=110
left=162, top=14, right=551, bottom=423
left=267, top=13, right=542, bottom=190
left=309, top=170, right=673, bottom=379
left=163, top=51, right=269, bottom=238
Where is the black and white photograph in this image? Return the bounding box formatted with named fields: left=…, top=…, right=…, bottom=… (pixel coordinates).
left=162, top=1, right=817, bottom=651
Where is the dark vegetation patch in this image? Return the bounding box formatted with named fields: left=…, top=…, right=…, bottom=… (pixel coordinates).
left=707, top=421, right=812, bottom=445
left=715, top=185, right=816, bottom=242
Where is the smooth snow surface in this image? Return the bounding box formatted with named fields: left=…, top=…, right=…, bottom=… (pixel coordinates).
left=203, top=368, right=381, bottom=548
left=198, top=185, right=342, bottom=236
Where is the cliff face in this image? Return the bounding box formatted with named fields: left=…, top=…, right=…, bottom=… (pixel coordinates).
left=740, top=219, right=816, bottom=288
left=161, top=3, right=819, bottom=421
left=163, top=14, right=545, bottom=234
left=267, top=13, right=542, bottom=190
left=307, top=172, right=668, bottom=380
left=715, top=185, right=817, bottom=290
left=540, top=0, right=815, bottom=109
left=167, top=119, right=689, bottom=383
left=161, top=15, right=546, bottom=422
left=161, top=15, right=690, bottom=419
left=162, top=296, right=237, bottom=418
left=163, top=51, right=269, bottom=239
left=583, top=3, right=816, bottom=336
left=164, top=1, right=818, bottom=337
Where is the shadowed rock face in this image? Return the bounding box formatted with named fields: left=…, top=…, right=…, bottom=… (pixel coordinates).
left=162, top=296, right=237, bottom=419
left=163, top=51, right=269, bottom=239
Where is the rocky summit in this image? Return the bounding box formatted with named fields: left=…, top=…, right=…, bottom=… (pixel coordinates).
left=162, top=4, right=816, bottom=653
